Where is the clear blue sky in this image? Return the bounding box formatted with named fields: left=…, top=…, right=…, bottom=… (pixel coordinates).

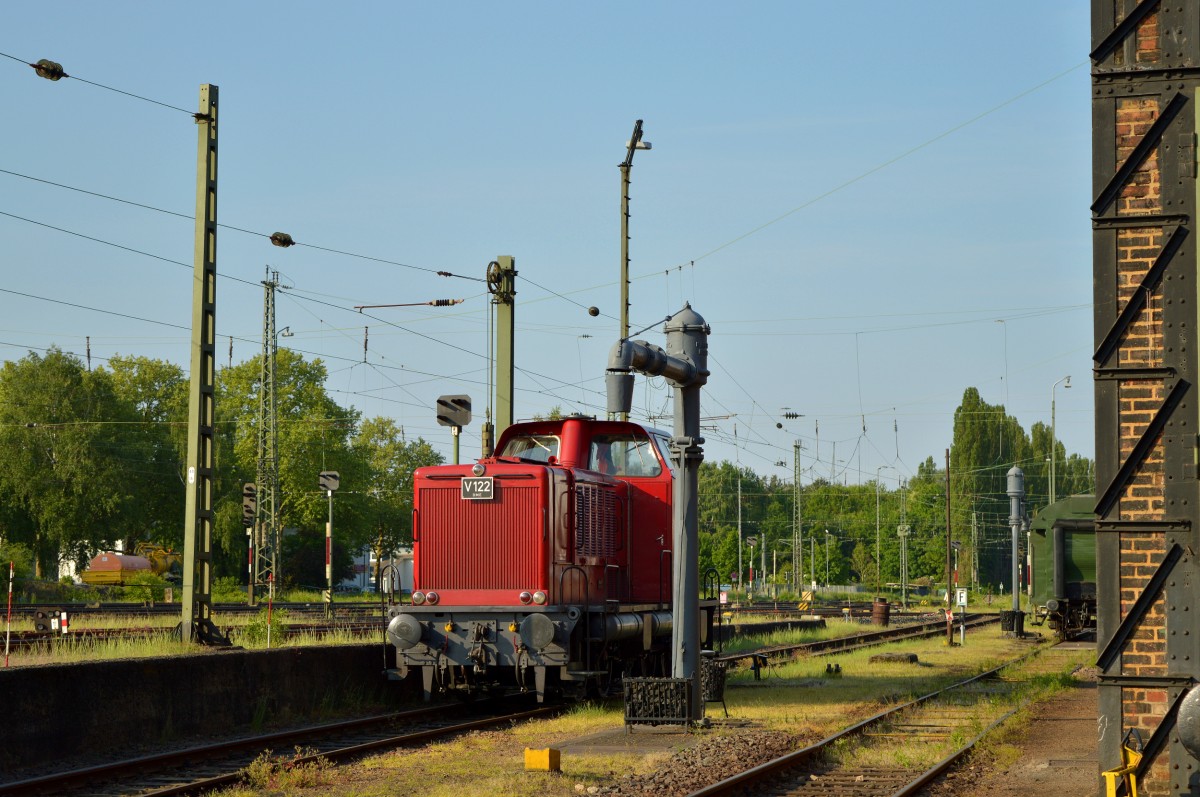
left=2, top=3, right=1094, bottom=488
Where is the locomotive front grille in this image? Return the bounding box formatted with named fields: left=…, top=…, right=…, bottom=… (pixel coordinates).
left=576, top=482, right=618, bottom=557
left=417, top=482, right=542, bottom=590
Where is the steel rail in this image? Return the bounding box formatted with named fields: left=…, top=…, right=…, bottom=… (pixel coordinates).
left=687, top=645, right=1044, bottom=797
left=892, top=702, right=1024, bottom=796
left=717, top=614, right=999, bottom=667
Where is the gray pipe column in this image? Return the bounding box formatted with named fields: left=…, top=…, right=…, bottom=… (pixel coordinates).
left=606, top=303, right=709, bottom=721
left=1006, top=466, right=1025, bottom=616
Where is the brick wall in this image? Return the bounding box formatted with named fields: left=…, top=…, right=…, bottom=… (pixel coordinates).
left=1112, top=11, right=1169, bottom=791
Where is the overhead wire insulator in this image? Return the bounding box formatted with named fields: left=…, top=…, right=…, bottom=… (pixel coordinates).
left=269, top=232, right=295, bottom=248
left=783, top=412, right=802, bottom=419
left=428, top=299, right=464, bottom=307
left=33, top=59, right=66, bottom=81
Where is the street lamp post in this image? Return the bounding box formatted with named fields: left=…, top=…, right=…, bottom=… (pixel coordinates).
left=875, top=466, right=892, bottom=595
left=825, top=529, right=831, bottom=587
left=1050, top=376, right=1071, bottom=504
left=736, top=477, right=742, bottom=599
left=618, top=121, right=651, bottom=416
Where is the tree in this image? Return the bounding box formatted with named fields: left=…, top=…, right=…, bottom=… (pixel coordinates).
left=950, top=388, right=1033, bottom=587
left=0, top=349, right=136, bottom=576
left=850, top=542, right=876, bottom=588
left=216, top=349, right=363, bottom=587
left=352, top=417, right=443, bottom=589
left=102, top=355, right=188, bottom=551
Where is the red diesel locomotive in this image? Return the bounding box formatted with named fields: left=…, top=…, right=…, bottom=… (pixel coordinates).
left=383, top=414, right=718, bottom=700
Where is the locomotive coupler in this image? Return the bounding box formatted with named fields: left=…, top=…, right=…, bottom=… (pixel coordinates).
left=468, top=623, right=492, bottom=672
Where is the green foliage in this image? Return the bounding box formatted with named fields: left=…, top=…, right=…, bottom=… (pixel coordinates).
left=0, top=348, right=139, bottom=576
left=282, top=529, right=355, bottom=592
left=116, top=571, right=171, bottom=603
left=239, top=608, right=289, bottom=646
left=0, top=541, right=35, bottom=584
left=949, top=387, right=1096, bottom=587
left=351, top=417, right=443, bottom=589
left=240, top=748, right=334, bottom=790
left=211, top=575, right=248, bottom=603
left=102, top=355, right=188, bottom=551
left=216, top=350, right=364, bottom=581
left=531, top=406, right=565, bottom=421
left=850, top=541, right=877, bottom=587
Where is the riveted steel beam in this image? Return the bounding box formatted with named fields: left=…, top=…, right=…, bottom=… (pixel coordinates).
left=1092, top=92, right=1187, bottom=216
left=1094, top=225, right=1187, bottom=366
left=1090, top=0, right=1162, bottom=63
left=1097, top=542, right=1183, bottom=672
left=1094, top=380, right=1189, bottom=519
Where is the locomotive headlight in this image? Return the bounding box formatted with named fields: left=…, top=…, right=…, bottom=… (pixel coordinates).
left=411, top=591, right=426, bottom=605
left=532, top=591, right=547, bottom=605
left=472, top=463, right=486, bottom=477
left=426, top=591, right=440, bottom=605
left=519, top=591, right=533, bottom=605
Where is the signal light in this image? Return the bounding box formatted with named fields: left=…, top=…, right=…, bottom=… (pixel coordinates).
left=242, top=483, right=257, bottom=527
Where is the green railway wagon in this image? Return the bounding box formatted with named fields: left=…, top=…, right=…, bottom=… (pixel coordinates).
left=1029, top=494, right=1096, bottom=639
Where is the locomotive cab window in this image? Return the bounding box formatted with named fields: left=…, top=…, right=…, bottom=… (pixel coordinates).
left=589, top=433, right=662, bottom=477
left=501, top=434, right=560, bottom=463
left=652, top=434, right=675, bottom=473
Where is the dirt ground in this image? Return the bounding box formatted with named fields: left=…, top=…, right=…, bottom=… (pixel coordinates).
left=923, top=679, right=1100, bottom=797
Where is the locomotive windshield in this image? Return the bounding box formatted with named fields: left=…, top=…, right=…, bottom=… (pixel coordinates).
left=500, top=434, right=560, bottom=463
left=588, top=433, right=662, bottom=477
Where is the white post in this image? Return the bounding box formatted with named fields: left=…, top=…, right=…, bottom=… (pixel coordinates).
left=5, top=561, right=14, bottom=667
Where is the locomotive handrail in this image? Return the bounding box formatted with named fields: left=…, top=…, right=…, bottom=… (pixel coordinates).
left=658, top=549, right=673, bottom=607
left=378, top=564, right=402, bottom=609
left=604, top=564, right=622, bottom=609
left=702, top=567, right=722, bottom=653
left=378, top=563, right=403, bottom=670
left=557, top=564, right=593, bottom=673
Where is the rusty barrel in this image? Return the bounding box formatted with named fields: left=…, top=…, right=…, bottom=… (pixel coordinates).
left=871, top=596, right=891, bottom=626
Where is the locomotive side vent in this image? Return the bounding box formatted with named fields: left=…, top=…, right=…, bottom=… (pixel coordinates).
left=576, top=483, right=618, bottom=557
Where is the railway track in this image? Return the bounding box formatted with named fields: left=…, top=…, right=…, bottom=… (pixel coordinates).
left=688, top=645, right=1066, bottom=796
left=717, top=614, right=1000, bottom=674
left=0, top=696, right=561, bottom=797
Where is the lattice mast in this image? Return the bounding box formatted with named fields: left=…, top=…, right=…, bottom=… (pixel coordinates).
left=255, top=269, right=284, bottom=593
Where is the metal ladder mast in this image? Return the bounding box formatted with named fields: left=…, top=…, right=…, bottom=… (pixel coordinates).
left=254, top=270, right=284, bottom=594
left=179, top=85, right=222, bottom=643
